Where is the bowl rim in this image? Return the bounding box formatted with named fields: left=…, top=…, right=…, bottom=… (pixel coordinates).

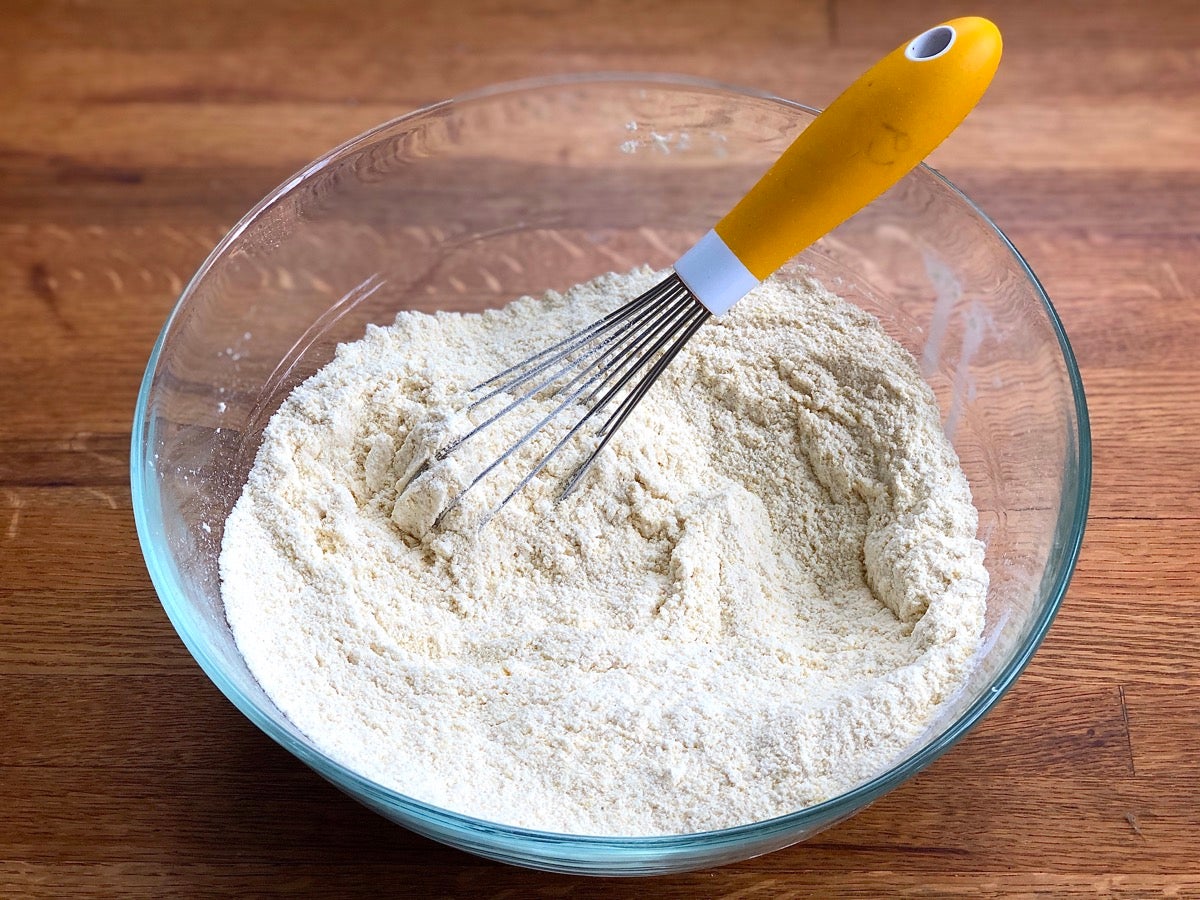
left=131, top=72, right=1092, bottom=852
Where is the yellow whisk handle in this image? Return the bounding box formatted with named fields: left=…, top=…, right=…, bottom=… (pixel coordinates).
left=717, top=17, right=1001, bottom=282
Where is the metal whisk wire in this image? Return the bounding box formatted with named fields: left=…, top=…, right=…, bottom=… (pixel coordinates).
left=429, top=274, right=710, bottom=528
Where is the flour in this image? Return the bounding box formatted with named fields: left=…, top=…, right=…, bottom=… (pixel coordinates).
left=219, top=267, right=987, bottom=836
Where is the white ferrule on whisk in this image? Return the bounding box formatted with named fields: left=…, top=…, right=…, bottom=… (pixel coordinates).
left=673, top=229, right=760, bottom=316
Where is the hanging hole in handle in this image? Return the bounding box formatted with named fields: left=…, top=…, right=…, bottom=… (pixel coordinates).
left=905, top=25, right=956, bottom=61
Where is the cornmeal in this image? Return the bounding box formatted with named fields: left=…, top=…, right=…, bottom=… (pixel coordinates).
left=220, top=267, right=987, bottom=836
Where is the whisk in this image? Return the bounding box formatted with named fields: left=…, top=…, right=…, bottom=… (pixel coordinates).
left=409, top=17, right=1002, bottom=529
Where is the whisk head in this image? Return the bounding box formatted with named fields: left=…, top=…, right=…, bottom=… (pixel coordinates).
left=399, top=272, right=710, bottom=532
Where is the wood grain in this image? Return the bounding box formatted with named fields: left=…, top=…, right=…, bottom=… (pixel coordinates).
left=1, top=0, right=1198, bottom=896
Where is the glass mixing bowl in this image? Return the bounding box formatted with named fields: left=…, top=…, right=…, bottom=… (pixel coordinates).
left=131, top=75, right=1090, bottom=875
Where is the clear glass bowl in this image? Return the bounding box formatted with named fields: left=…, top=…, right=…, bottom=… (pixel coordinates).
left=131, top=75, right=1090, bottom=876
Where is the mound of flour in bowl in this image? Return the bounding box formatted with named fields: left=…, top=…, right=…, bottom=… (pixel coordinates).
left=220, top=267, right=987, bottom=836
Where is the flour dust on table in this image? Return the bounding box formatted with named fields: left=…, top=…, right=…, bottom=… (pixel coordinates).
left=220, top=267, right=987, bottom=836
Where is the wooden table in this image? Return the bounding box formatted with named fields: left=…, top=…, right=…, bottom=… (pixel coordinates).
left=2, top=0, right=1197, bottom=895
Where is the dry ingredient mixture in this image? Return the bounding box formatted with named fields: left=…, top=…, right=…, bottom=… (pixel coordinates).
left=220, top=267, right=988, bottom=836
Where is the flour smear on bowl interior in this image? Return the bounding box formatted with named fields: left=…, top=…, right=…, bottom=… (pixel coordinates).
left=219, top=267, right=987, bottom=836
